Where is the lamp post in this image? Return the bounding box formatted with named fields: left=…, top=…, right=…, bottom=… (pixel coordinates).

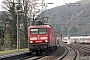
left=17, top=10, right=19, bottom=51
left=66, top=3, right=81, bottom=44
left=17, top=10, right=21, bottom=51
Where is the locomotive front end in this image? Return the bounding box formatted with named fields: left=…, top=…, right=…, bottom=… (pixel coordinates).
left=28, top=25, right=50, bottom=54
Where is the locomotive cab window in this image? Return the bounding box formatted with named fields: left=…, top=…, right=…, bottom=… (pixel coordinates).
left=30, top=28, right=47, bottom=34
left=30, top=29, right=38, bottom=34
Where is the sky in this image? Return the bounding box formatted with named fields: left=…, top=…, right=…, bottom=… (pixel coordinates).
left=0, top=0, right=80, bottom=11
left=45, top=0, right=80, bottom=9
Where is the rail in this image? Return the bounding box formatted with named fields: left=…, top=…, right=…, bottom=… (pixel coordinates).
left=57, top=46, right=77, bottom=60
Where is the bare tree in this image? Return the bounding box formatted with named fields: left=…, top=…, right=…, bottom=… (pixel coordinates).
left=1, top=0, right=45, bottom=48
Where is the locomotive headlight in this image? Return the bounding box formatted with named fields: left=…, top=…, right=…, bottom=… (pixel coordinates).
left=45, top=40, right=48, bottom=42
left=30, top=41, right=33, bottom=43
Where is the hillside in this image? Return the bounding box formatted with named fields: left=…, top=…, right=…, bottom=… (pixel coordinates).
left=45, top=0, right=90, bottom=35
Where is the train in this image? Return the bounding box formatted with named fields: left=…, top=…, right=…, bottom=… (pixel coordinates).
left=62, top=36, right=90, bottom=44
left=28, top=24, right=59, bottom=54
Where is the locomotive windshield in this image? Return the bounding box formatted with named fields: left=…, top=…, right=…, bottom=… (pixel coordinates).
left=30, top=28, right=47, bottom=34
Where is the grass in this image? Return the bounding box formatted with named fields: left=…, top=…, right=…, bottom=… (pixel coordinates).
left=0, top=48, right=29, bottom=55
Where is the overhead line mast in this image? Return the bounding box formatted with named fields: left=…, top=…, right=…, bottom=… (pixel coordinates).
left=66, top=3, right=81, bottom=44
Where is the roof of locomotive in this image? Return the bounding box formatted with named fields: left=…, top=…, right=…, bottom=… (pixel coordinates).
left=28, top=25, right=54, bottom=29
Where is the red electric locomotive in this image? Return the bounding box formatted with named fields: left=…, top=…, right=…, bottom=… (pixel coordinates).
left=28, top=25, right=59, bottom=54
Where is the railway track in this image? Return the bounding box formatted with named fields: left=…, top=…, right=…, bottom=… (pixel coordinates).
left=24, top=55, right=45, bottom=60
left=58, top=46, right=78, bottom=60
left=0, top=45, right=79, bottom=60
left=0, top=47, right=60, bottom=60
left=73, top=43, right=90, bottom=56
left=20, top=46, right=65, bottom=60
left=23, top=48, right=59, bottom=60
left=26, top=46, right=78, bottom=60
